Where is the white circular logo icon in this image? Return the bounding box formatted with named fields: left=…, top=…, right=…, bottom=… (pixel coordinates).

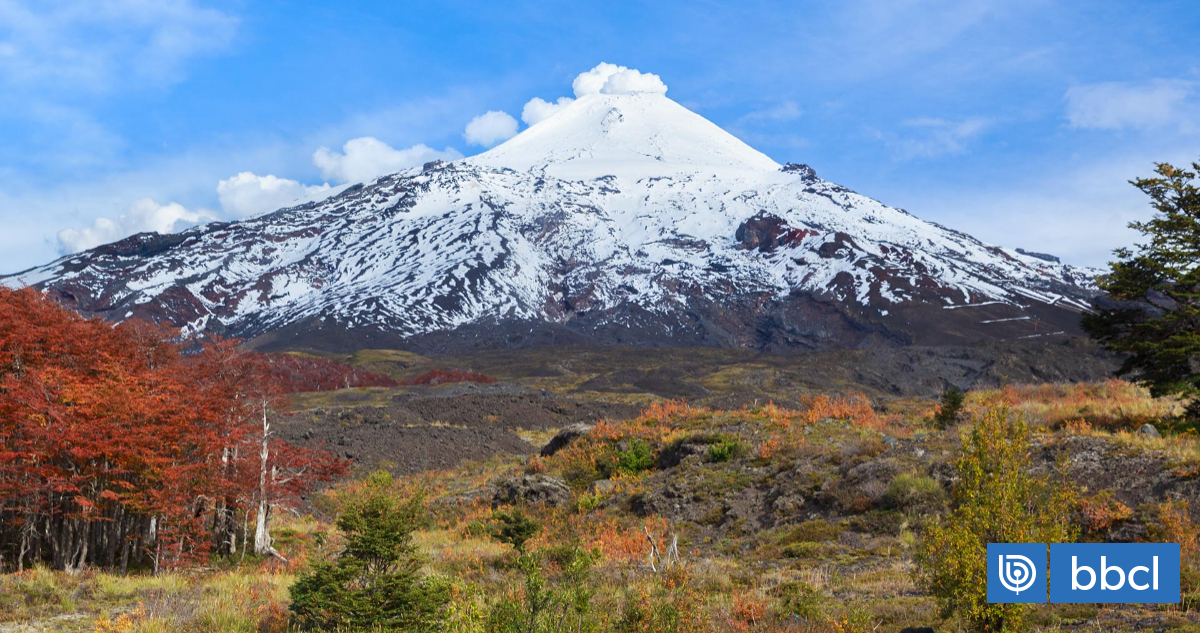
left=999, top=554, right=1037, bottom=594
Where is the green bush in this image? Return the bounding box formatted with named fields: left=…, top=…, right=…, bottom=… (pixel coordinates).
left=592, top=438, right=657, bottom=480
left=614, top=570, right=707, bottom=633
left=463, top=518, right=489, bottom=537
left=706, top=436, right=746, bottom=463
left=914, top=408, right=1076, bottom=633
left=772, top=581, right=823, bottom=620
left=289, top=475, right=449, bottom=631
left=781, top=541, right=836, bottom=559
left=850, top=510, right=907, bottom=536
left=934, top=385, right=966, bottom=429
left=485, top=546, right=601, bottom=633
left=884, top=473, right=946, bottom=511
left=614, top=438, right=655, bottom=475
left=491, top=508, right=541, bottom=554
left=576, top=491, right=604, bottom=513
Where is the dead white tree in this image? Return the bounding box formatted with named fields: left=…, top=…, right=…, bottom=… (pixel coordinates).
left=644, top=525, right=680, bottom=572
left=253, top=400, right=287, bottom=563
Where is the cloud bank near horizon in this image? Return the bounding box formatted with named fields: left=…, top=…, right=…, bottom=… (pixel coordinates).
left=54, top=62, right=675, bottom=255
left=54, top=136, right=465, bottom=254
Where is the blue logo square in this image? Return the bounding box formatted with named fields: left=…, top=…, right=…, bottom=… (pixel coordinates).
left=987, top=543, right=1047, bottom=603
left=1049, top=543, right=1180, bottom=603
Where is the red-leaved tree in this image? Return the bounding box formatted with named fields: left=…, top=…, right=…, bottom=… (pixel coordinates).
left=0, top=288, right=346, bottom=573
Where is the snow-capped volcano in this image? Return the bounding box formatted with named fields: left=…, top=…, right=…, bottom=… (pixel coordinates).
left=6, top=92, right=1097, bottom=352
left=470, top=93, right=781, bottom=177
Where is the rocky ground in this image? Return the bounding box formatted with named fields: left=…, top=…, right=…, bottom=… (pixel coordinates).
left=273, top=339, right=1120, bottom=477
left=276, top=384, right=644, bottom=474
left=401, top=384, right=1198, bottom=631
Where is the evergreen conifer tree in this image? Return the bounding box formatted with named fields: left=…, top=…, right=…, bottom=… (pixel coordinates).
left=1083, top=161, right=1200, bottom=422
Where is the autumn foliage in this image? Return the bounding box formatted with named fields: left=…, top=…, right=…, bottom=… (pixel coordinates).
left=262, top=353, right=398, bottom=393
left=402, top=369, right=496, bottom=386
left=0, top=288, right=345, bottom=573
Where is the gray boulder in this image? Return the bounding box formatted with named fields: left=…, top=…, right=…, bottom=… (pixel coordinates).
left=589, top=479, right=617, bottom=495
left=1137, top=423, right=1161, bottom=439
left=492, top=474, right=572, bottom=508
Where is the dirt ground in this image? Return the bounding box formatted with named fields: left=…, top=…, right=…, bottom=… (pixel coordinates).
left=276, top=339, right=1120, bottom=477
left=276, top=384, right=644, bottom=475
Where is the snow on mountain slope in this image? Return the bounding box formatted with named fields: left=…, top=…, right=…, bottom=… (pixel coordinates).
left=5, top=92, right=1098, bottom=352
left=469, top=93, right=781, bottom=177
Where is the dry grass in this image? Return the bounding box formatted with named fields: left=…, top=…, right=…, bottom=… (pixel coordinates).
left=0, top=568, right=292, bottom=632
left=969, top=379, right=1183, bottom=432
left=2, top=379, right=1196, bottom=632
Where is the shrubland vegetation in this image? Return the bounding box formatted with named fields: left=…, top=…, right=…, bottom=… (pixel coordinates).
left=915, top=408, right=1076, bottom=632
left=263, top=353, right=399, bottom=392
left=1, top=365, right=1196, bottom=632
left=402, top=369, right=497, bottom=387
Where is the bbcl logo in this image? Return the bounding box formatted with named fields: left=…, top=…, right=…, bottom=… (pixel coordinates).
left=988, top=544, right=1047, bottom=603
left=998, top=554, right=1038, bottom=594
left=1050, top=544, right=1180, bottom=603
left=987, top=543, right=1181, bottom=604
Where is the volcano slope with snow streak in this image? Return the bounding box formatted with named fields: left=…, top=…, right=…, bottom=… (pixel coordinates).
left=6, top=93, right=1098, bottom=353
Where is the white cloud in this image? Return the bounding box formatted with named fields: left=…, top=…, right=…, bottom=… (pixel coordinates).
left=217, top=172, right=331, bottom=218
left=736, top=101, right=802, bottom=126
left=57, top=198, right=215, bottom=254
left=52, top=171, right=336, bottom=255
left=0, top=0, right=238, bottom=91
left=571, top=62, right=668, bottom=97
left=463, top=110, right=519, bottom=147
left=900, top=151, right=1191, bottom=268
left=39, top=132, right=468, bottom=260
left=313, top=137, right=462, bottom=184
left=571, top=62, right=624, bottom=97
left=872, top=116, right=990, bottom=160
left=521, top=96, right=574, bottom=126
left=601, top=68, right=667, bottom=95
left=1, top=92, right=480, bottom=273
left=1065, top=79, right=1196, bottom=131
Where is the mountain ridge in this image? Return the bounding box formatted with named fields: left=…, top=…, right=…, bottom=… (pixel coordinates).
left=4, top=92, right=1098, bottom=353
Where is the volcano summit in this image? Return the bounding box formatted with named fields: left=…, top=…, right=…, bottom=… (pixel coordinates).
left=6, top=91, right=1097, bottom=353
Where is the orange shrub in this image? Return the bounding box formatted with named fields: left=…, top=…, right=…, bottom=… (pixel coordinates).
left=1078, top=490, right=1133, bottom=534
left=731, top=590, right=769, bottom=630
left=756, top=435, right=784, bottom=460
left=560, top=514, right=670, bottom=564
left=796, top=393, right=878, bottom=426
left=525, top=455, right=547, bottom=474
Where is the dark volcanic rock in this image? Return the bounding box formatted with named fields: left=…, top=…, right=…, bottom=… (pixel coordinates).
left=540, top=423, right=594, bottom=456
left=735, top=213, right=818, bottom=253
left=492, top=474, right=572, bottom=508
left=657, top=437, right=711, bottom=469
left=1035, top=435, right=1200, bottom=539
left=275, top=388, right=640, bottom=476
left=781, top=162, right=819, bottom=182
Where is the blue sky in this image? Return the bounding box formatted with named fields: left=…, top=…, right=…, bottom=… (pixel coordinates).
left=1, top=0, right=1198, bottom=273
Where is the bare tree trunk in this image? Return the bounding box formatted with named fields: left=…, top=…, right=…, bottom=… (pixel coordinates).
left=253, top=402, right=286, bottom=562
left=120, top=537, right=130, bottom=575
left=17, top=522, right=29, bottom=572
left=69, top=533, right=88, bottom=574
left=148, top=516, right=159, bottom=575
left=240, top=508, right=250, bottom=563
